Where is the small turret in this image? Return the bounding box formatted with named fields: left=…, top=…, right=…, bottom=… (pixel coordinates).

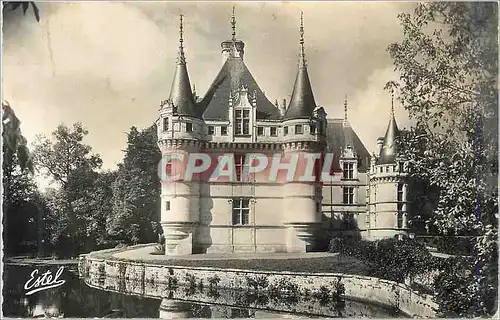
left=283, top=12, right=317, bottom=120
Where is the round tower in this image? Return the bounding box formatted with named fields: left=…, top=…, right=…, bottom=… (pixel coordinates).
left=157, top=15, right=202, bottom=255
left=281, top=12, right=325, bottom=252
left=367, top=92, right=409, bottom=240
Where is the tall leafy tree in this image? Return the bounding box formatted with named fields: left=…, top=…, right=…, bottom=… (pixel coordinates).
left=387, top=2, right=497, bottom=316
left=109, top=125, right=161, bottom=244
left=33, top=123, right=103, bottom=256
left=2, top=100, right=37, bottom=255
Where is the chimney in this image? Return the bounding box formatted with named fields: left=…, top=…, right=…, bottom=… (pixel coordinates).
left=377, top=136, right=384, bottom=153
left=278, top=99, right=287, bottom=116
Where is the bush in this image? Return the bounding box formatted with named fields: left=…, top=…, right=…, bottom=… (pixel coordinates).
left=434, top=256, right=497, bottom=317
left=329, top=237, right=435, bottom=283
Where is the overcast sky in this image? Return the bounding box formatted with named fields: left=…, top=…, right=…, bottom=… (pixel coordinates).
left=3, top=1, right=414, bottom=186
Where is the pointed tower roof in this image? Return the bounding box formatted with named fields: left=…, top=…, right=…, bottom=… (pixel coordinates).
left=168, top=15, right=199, bottom=118
left=198, top=8, right=280, bottom=120
left=283, top=12, right=317, bottom=120
left=378, top=90, right=400, bottom=164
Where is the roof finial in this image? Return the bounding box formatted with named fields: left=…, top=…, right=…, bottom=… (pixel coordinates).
left=390, top=88, right=394, bottom=117
left=299, top=11, right=306, bottom=67
left=178, top=14, right=186, bottom=64
left=231, top=6, right=236, bottom=41
left=344, top=94, right=348, bottom=124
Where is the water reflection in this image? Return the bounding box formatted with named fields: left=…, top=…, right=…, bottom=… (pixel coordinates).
left=3, top=265, right=400, bottom=318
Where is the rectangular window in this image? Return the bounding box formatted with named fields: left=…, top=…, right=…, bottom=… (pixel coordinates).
left=397, top=183, right=404, bottom=202
left=186, top=122, right=193, bottom=132
left=295, top=124, right=303, bottom=134
left=270, top=127, right=277, bottom=136
left=235, top=154, right=245, bottom=181
left=235, top=109, right=250, bottom=135
left=163, top=117, right=169, bottom=132
left=165, top=161, right=173, bottom=176
left=221, top=126, right=228, bottom=136
left=208, top=125, right=215, bottom=135
left=343, top=187, right=354, bottom=204
left=342, top=162, right=354, bottom=179
left=397, top=211, right=404, bottom=228
left=257, top=126, right=264, bottom=136
left=399, top=162, right=404, bottom=172
left=309, top=124, right=316, bottom=134
left=232, top=198, right=250, bottom=225
left=284, top=126, right=288, bottom=135
left=165, top=201, right=170, bottom=211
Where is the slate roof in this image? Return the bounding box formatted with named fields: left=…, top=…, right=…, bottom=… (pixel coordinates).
left=378, top=115, right=400, bottom=164
left=283, top=64, right=317, bottom=120
left=200, top=57, right=281, bottom=120
left=325, top=119, right=371, bottom=172
left=169, top=61, right=199, bottom=118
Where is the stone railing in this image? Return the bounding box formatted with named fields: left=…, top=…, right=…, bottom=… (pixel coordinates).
left=79, top=252, right=438, bottom=318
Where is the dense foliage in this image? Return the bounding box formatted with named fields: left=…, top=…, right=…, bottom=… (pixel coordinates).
left=329, top=237, right=437, bottom=283
left=387, top=2, right=498, bottom=316
left=3, top=123, right=162, bottom=257
left=108, top=125, right=161, bottom=244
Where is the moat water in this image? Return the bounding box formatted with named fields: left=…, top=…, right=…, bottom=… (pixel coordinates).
left=3, top=265, right=401, bottom=318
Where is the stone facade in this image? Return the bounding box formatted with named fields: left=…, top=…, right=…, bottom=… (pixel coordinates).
left=157, top=13, right=409, bottom=255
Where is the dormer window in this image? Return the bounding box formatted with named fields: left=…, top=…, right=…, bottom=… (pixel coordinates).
left=163, top=117, right=169, bottom=132
left=342, top=162, right=354, bottom=179
left=257, top=126, right=264, bottom=136
left=172, top=106, right=178, bottom=114
left=186, top=122, right=193, bottom=132
left=208, top=125, right=215, bottom=135
left=295, top=125, right=303, bottom=134
left=235, top=109, right=250, bottom=135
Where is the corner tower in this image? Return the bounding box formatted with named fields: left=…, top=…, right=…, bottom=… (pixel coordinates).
left=366, top=92, right=409, bottom=240
left=157, top=15, right=203, bottom=255
left=282, top=12, right=327, bottom=252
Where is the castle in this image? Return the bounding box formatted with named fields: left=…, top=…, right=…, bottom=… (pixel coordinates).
left=157, top=12, right=409, bottom=255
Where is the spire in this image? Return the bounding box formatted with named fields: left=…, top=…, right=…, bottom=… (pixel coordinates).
left=343, top=95, right=348, bottom=125
left=178, top=14, right=185, bottom=65
left=391, top=88, right=395, bottom=117
left=221, top=6, right=245, bottom=61
left=299, top=11, right=306, bottom=67
left=283, top=12, right=317, bottom=120
left=378, top=91, right=400, bottom=164
left=231, top=6, right=236, bottom=41
left=168, top=14, right=198, bottom=118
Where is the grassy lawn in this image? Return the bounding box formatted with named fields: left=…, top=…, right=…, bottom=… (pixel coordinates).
left=88, top=247, right=372, bottom=276
left=149, top=255, right=373, bottom=275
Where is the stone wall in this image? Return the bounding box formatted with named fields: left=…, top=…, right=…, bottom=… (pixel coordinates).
left=79, top=253, right=438, bottom=318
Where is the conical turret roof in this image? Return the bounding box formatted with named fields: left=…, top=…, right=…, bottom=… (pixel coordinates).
left=168, top=15, right=199, bottom=118
left=283, top=12, right=317, bottom=120
left=378, top=96, right=400, bottom=164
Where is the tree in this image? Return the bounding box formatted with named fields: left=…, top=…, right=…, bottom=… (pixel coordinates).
left=33, top=123, right=103, bottom=256
left=108, top=125, right=161, bottom=244
left=387, top=2, right=497, bottom=316
left=3, top=2, right=40, bottom=22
